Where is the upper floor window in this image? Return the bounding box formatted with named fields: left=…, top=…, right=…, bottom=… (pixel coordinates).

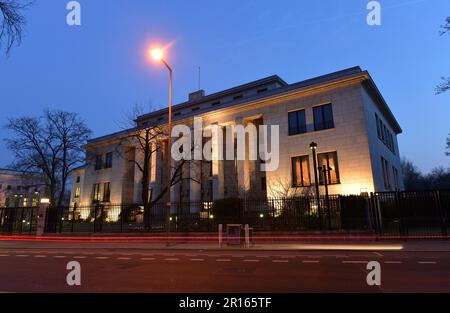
left=233, top=94, right=243, bottom=100
left=257, top=87, right=268, bottom=94
left=313, top=103, right=334, bottom=131
left=288, top=109, right=307, bottom=136
left=375, top=114, right=396, bottom=155
left=105, top=152, right=113, bottom=169
left=76, top=176, right=80, bottom=183
left=318, top=152, right=340, bottom=185
left=291, top=155, right=311, bottom=187
left=95, top=155, right=103, bottom=170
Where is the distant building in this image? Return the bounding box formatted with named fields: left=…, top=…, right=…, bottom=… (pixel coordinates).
left=0, top=169, right=46, bottom=208
left=70, top=67, right=403, bottom=210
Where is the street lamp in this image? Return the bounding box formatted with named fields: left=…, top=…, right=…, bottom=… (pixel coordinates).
left=309, top=142, right=321, bottom=222
left=150, top=47, right=173, bottom=246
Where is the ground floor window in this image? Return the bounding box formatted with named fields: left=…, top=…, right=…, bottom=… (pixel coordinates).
left=291, top=155, right=311, bottom=187
left=318, top=151, right=340, bottom=185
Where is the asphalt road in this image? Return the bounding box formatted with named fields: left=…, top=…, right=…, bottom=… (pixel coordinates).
left=0, top=242, right=449, bottom=293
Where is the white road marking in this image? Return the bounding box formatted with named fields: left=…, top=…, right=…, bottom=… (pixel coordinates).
left=34, top=255, right=47, bottom=258
left=0, top=254, right=10, bottom=257
left=190, top=259, right=204, bottom=262
left=117, top=257, right=131, bottom=260
left=216, top=259, right=231, bottom=262
left=73, top=256, right=87, bottom=259
left=15, top=255, right=29, bottom=257
left=302, top=260, right=320, bottom=263
left=272, top=260, right=289, bottom=263
left=243, top=259, right=260, bottom=262
left=53, top=256, right=67, bottom=259
left=164, top=258, right=179, bottom=261
left=418, top=261, right=437, bottom=264
left=373, top=252, right=383, bottom=257
left=384, top=261, right=402, bottom=264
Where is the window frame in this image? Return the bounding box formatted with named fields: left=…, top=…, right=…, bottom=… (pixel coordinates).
left=291, top=155, right=311, bottom=187
left=317, top=151, right=341, bottom=185
left=313, top=103, right=334, bottom=131
left=288, top=109, right=307, bottom=136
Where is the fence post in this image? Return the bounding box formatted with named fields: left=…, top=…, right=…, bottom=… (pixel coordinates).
left=120, top=205, right=124, bottom=233
left=435, top=190, right=447, bottom=238
left=271, top=199, right=275, bottom=231
left=93, top=205, right=98, bottom=233
left=71, top=204, right=76, bottom=234
left=36, top=202, right=49, bottom=236
left=29, top=207, right=34, bottom=235
left=19, top=207, right=25, bottom=234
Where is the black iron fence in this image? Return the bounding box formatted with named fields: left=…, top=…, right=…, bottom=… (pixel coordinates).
left=1, top=190, right=449, bottom=237
left=0, top=206, right=39, bottom=235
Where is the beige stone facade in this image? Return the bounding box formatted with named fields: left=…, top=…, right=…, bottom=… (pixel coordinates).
left=70, top=67, right=404, bottom=211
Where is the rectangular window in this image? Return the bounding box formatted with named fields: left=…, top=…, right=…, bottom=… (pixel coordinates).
left=74, top=187, right=80, bottom=198
left=291, top=155, right=311, bottom=187
left=104, top=152, right=113, bottom=169
left=288, top=109, right=307, bottom=136
left=375, top=114, right=381, bottom=138
left=95, top=155, right=103, bottom=170
left=233, top=94, right=243, bottom=100
left=76, top=176, right=80, bottom=183
left=313, top=103, right=334, bottom=131
left=318, top=152, right=340, bottom=185
left=392, top=166, right=400, bottom=191
left=93, top=183, right=101, bottom=203
left=381, top=157, right=391, bottom=190
left=103, top=182, right=111, bottom=202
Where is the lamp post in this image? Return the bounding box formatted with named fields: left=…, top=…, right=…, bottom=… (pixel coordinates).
left=150, top=48, right=173, bottom=246
left=309, top=142, right=321, bottom=223
left=320, top=165, right=332, bottom=230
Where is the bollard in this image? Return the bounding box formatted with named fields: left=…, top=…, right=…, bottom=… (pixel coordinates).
left=245, top=224, right=250, bottom=248
left=218, top=224, right=223, bottom=248
left=36, top=200, right=50, bottom=236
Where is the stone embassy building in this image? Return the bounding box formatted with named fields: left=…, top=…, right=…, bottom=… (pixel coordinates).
left=70, top=67, right=403, bottom=211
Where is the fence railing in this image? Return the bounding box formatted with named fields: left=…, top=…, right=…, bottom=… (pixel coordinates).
left=1, top=190, right=449, bottom=237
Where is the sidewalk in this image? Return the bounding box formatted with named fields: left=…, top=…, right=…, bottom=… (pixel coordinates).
left=1, top=236, right=450, bottom=252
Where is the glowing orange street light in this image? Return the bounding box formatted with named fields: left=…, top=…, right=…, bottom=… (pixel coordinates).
left=149, top=46, right=173, bottom=246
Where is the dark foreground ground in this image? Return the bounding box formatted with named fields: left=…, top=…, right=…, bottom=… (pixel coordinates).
left=0, top=240, right=449, bottom=293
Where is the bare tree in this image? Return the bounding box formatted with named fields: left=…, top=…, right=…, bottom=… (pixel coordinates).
left=0, top=0, right=31, bottom=54
left=436, top=17, right=450, bottom=94
left=446, top=133, right=450, bottom=157
left=117, top=104, right=200, bottom=228
left=5, top=110, right=91, bottom=231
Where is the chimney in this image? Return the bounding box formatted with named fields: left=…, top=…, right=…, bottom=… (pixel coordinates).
left=189, top=90, right=205, bottom=102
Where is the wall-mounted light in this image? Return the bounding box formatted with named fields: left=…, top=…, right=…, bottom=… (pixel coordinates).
left=40, top=198, right=50, bottom=204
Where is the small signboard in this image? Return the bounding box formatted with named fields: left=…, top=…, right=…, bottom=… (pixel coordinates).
left=226, top=224, right=242, bottom=245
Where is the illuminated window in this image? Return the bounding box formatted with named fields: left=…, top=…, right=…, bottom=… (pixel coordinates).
left=313, top=103, right=334, bottom=131
left=93, top=183, right=101, bottom=203
left=291, top=155, right=311, bottom=187
left=74, top=187, right=80, bottom=198
left=318, top=152, right=340, bottom=185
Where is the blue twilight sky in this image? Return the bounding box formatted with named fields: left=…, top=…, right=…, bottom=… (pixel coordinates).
left=0, top=0, right=449, bottom=172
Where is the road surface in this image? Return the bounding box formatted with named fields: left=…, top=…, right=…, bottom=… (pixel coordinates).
left=0, top=241, right=449, bottom=292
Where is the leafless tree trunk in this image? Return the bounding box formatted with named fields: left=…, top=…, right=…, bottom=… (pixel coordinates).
left=5, top=110, right=91, bottom=231
left=0, top=0, right=31, bottom=54
left=436, top=17, right=450, bottom=94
